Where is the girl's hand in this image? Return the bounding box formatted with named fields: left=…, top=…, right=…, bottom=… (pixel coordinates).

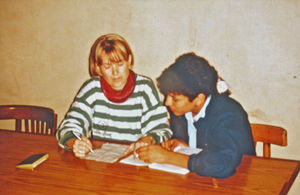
left=161, top=139, right=188, bottom=151
left=124, top=136, right=155, bottom=157
left=136, top=144, right=171, bottom=163
left=137, top=144, right=189, bottom=168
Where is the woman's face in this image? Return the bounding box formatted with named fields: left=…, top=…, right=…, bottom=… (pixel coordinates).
left=100, top=55, right=130, bottom=91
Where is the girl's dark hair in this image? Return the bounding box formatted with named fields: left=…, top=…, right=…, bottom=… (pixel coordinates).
left=157, top=52, right=218, bottom=100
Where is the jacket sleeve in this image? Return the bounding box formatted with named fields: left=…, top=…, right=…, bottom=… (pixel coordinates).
left=188, top=112, right=253, bottom=178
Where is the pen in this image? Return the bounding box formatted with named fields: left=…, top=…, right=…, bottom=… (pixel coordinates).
left=72, top=131, right=95, bottom=153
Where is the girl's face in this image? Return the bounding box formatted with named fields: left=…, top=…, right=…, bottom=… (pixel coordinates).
left=165, top=93, right=195, bottom=116
left=164, top=93, right=205, bottom=116
left=100, top=55, right=130, bottom=91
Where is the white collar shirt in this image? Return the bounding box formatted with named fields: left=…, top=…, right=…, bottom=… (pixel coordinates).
left=185, top=95, right=211, bottom=148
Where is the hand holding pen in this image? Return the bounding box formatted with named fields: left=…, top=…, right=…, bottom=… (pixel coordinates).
left=72, top=131, right=94, bottom=158
left=124, top=136, right=155, bottom=159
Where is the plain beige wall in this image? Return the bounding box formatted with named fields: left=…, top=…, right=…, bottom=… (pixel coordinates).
left=0, top=0, right=299, bottom=193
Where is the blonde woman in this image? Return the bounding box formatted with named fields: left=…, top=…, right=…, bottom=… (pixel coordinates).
left=56, top=34, right=172, bottom=158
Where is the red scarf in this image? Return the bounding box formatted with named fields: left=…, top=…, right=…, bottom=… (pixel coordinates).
left=100, top=70, right=136, bottom=103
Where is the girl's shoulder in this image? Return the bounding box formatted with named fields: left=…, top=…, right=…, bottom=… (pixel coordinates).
left=209, top=94, right=248, bottom=118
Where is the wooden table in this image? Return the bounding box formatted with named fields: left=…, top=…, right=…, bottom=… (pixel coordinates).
left=0, top=130, right=299, bottom=194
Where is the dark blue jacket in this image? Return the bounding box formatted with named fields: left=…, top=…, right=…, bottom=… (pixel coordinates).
left=169, top=94, right=256, bottom=178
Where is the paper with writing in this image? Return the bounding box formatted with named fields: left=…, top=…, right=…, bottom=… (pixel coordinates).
left=85, top=143, right=128, bottom=163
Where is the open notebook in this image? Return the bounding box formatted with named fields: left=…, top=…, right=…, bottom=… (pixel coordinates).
left=120, top=146, right=202, bottom=175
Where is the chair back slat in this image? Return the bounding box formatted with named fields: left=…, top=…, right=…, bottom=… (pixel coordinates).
left=0, top=105, right=57, bottom=136
left=31, top=120, right=35, bottom=133
left=45, top=123, right=50, bottom=134
left=24, top=120, right=29, bottom=132
left=37, top=120, right=39, bottom=133
left=251, top=123, right=287, bottom=158
left=41, top=121, right=45, bottom=134
left=263, top=143, right=271, bottom=158
left=16, top=119, right=21, bottom=131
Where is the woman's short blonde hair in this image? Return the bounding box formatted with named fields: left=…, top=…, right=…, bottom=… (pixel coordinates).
left=89, top=33, right=134, bottom=76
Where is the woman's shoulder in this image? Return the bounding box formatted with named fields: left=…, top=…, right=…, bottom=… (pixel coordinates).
left=135, top=73, right=152, bottom=81
left=135, top=73, right=155, bottom=86
left=134, top=73, right=160, bottom=100
left=77, top=77, right=101, bottom=93
left=82, top=77, right=100, bottom=86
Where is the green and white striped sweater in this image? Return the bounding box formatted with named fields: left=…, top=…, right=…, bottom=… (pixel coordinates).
left=56, top=73, right=172, bottom=150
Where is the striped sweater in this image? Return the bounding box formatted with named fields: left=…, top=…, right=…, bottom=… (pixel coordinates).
left=56, top=73, right=172, bottom=150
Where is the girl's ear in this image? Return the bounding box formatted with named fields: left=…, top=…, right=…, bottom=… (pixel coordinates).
left=194, top=93, right=206, bottom=106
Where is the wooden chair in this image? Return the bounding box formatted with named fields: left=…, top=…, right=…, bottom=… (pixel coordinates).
left=0, top=105, right=57, bottom=135
left=250, top=123, right=287, bottom=158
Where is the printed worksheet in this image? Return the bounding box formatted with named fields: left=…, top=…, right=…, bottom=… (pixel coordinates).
left=85, top=143, right=128, bottom=163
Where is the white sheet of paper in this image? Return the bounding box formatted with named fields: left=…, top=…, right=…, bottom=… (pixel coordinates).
left=120, top=154, right=149, bottom=166
left=120, top=146, right=202, bottom=174
left=148, top=163, right=190, bottom=174
left=85, top=143, right=128, bottom=163
left=173, top=146, right=202, bottom=155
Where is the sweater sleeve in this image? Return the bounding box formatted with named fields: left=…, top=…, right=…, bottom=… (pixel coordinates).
left=56, top=79, right=95, bottom=150
left=140, top=78, right=173, bottom=144
left=188, top=112, right=253, bottom=178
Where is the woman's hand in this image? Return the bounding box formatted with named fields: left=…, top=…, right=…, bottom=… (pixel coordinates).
left=161, top=139, right=188, bottom=151
left=124, top=136, right=155, bottom=156
left=67, top=136, right=93, bottom=158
